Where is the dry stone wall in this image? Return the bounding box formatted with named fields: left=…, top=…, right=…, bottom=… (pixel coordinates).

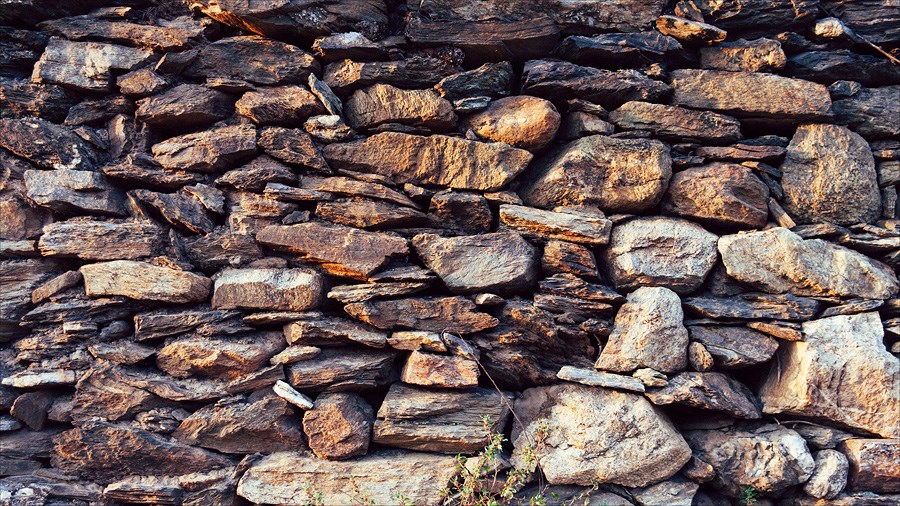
left=1, top=0, right=899, bottom=504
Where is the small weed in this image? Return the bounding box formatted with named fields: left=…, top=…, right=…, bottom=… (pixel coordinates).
left=740, top=485, right=758, bottom=506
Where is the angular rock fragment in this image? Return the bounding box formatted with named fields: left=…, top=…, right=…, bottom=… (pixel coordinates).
left=804, top=449, right=849, bottom=499
left=323, top=56, right=461, bottom=96
left=284, top=316, right=387, bottom=348
left=435, top=61, right=513, bottom=105
left=273, top=380, right=314, bottom=410
left=25, top=169, right=125, bottom=217
left=344, top=84, right=456, bottom=132
left=662, top=163, right=769, bottom=230
left=832, top=86, right=900, bottom=139
left=428, top=190, right=492, bottom=233
left=499, top=205, right=611, bottom=246
left=152, top=124, right=257, bottom=173
left=609, top=101, right=742, bottom=144
left=462, top=96, right=560, bottom=151
left=521, top=60, right=672, bottom=108
left=135, top=84, right=232, bottom=132
left=541, top=241, right=600, bottom=278
left=344, top=297, right=498, bottom=333
left=400, top=350, right=479, bottom=389
left=211, top=268, right=324, bottom=311
left=317, top=199, right=428, bottom=230
left=646, top=372, right=761, bottom=419
left=81, top=260, right=211, bottom=303
left=785, top=50, right=900, bottom=88
left=555, top=32, right=682, bottom=69
left=286, top=347, right=397, bottom=393
left=303, top=392, right=374, bottom=460
left=538, top=274, right=624, bottom=303
left=257, top=127, right=328, bottom=171
left=685, top=293, right=821, bottom=321
left=128, top=189, right=215, bottom=234
left=184, top=36, right=320, bottom=85
left=38, top=219, right=166, bottom=260
left=156, top=331, right=283, bottom=380
left=311, top=32, right=388, bottom=62
left=700, top=38, right=786, bottom=72
left=688, top=326, right=778, bottom=369
left=31, top=270, right=82, bottom=304
left=32, top=38, right=153, bottom=92
left=840, top=439, right=900, bottom=493
left=556, top=366, right=645, bottom=393
left=0, top=117, right=97, bottom=170
left=655, top=15, right=726, bottom=44
left=236, top=86, right=325, bottom=126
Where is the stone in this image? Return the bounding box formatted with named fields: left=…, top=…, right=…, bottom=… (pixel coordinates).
left=51, top=421, right=233, bottom=482
left=237, top=450, right=458, bottom=506
left=303, top=392, right=374, bottom=460
left=511, top=384, right=691, bottom=487
left=655, top=15, right=727, bottom=44
left=173, top=392, right=305, bottom=454
left=80, top=260, right=210, bottom=303
left=412, top=232, right=537, bottom=296
left=271, top=347, right=321, bottom=365
left=631, top=477, right=699, bottom=506
left=803, top=449, right=849, bottom=499
left=258, top=127, right=329, bottom=172
left=499, top=204, right=611, bottom=246
left=670, top=69, right=832, bottom=122
left=434, top=61, right=513, bottom=104
left=521, top=60, right=672, bottom=108
left=116, top=68, right=167, bottom=97
left=840, top=439, right=900, bottom=493
left=32, top=38, right=153, bottom=92
left=135, top=84, right=232, bottom=132
left=31, top=271, right=82, bottom=304
left=344, top=296, right=498, bottom=334
left=785, top=50, right=900, bottom=88
left=87, top=341, right=155, bottom=365
left=538, top=274, right=624, bottom=303
left=344, top=84, right=456, bottom=132
left=284, top=347, right=396, bottom=393
left=179, top=228, right=265, bottom=271
left=462, top=96, right=560, bottom=151
left=691, top=0, right=819, bottom=34
left=0, top=78, right=79, bottom=123
left=760, top=312, right=900, bottom=438
left=38, top=219, right=166, bottom=261
left=152, top=124, right=257, bottom=173
left=37, top=10, right=204, bottom=51
left=323, top=56, right=461, bottom=96
left=718, top=228, right=899, bottom=299
left=609, top=101, right=742, bottom=144
left=520, top=135, right=671, bottom=213
left=156, top=331, right=283, bottom=380
left=400, top=350, right=479, bottom=388
left=323, top=132, right=532, bottom=191
left=128, top=189, right=215, bottom=235
left=780, top=124, right=881, bottom=226
left=236, top=86, right=325, bottom=126
left=595, top=287, right=688, bottom=374
left=683, top=423, right=814, bottom=498
left=428, top=190, right=492, bottom=233
left=832, top=86, right=900, bottom=139
left=700, top=37, right=786, bottom=72
left=304, top=114, right=354, bottom=142
left=605, top=217, right=719, bottom=294
left=311, top=32, right=388, bottom=62
left=558, top=111, right=614, bottom=140
left=216, top=156, right=296, bottom=192
left=302, top=175, right=417, bottom=208
left=556, top=366, right=645, bottom=393
left=555, top=32, right=683, bottom=69
left=184, top=36, right=320, bottom=85
left=257, top=223, right=409, bottom=280
left=327, top=280, right=430, bottom=303
left=541, top=241, right=599, bottom=278
left=11, top=390, right=55, bottom=430
left=374, top=384, right=511, bottom=454
left=685, top=293, right=821, bottom=321
left=211, top=268, right=324, bottom=311
left=662, top=163, right=770, bottom=230
left=646, top=372, right=762, bottom=419
left=284, top=316, right=387, bottom=348
left=0, top=117, right=98, bottom=170
left=1, top=369, right=78, bottom=389
left=688, top=326, right=778, bottom=369
left=273, top=380, right=314, bottom=410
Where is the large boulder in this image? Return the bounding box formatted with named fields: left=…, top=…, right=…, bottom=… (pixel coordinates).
left=662, top=163, right=769, bottom=230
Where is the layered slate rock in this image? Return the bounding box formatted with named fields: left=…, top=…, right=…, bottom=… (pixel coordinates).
left=256, top=223, right=409, bottom=279
left=555, top=32, right=682, bottom=69
left=609, top=101, right=742, bottom=144
left=699, top=37, right=786, bottom=72
left=80, top=261, right=211, bottom=304
left=400, top=351, right=479, bottom=389
left=670, top=69, right=832, bottom=122
left=25, top=169, right=126, bottom=216
left=344, top=84, right=456, bottom=132
left=237, top=450, right=458, bottom=506
left=184, top=36, right=320, bottom=85
left=236, top=85, right=324, bottom=126
left=718, top=228, right=899, bottom=300
left=38, top=220, right=166, bottom=261
left=152, top=124, right=257, bottom=173
left=156, top=332, right=283, bottom=380
left=302, top=392, right=373, bottom=460
left=0, top=117, right=97, bottom=170
left=32, top=38, right=153, bottom=92
left=646, top=372, right=762, bottom=419
left=499, top=205, right=612, bottom=246
left=211, top=268, right=324, bottom=311
left=511, top=384, right=691, bottom=487
left=832, top=86, right=900, bottom=139
left=520, top=135, right=671, bottom=213
left=840, top=439, right=900, bottom=493
left=780, top=123, right=881, bottom=226
left=286, top=347, right=397, bottom=393
left=323, top=56, right=461, bottom=96
left=323, top=132, right=532, bottom=191
left=412, top=232, right=537, bottom=296
left=595, top=287, right=688, bottom=374
left=605, top=217, right=719, bottom=294
left=759, top=312, right=900, bottom=438
left=135, top=84, right=232, bottom=132
left=521, top=60, right=672, bottom=108
left=462, top=95, right=560, bottom=151
left=344, top=297, right=498, bottom=334
left=662, top=163, right=770, bottom=230
left=688, top=326, right=778, bottom=369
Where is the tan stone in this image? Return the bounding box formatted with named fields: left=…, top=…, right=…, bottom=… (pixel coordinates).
left=400, top=351, right=479, bottom=389
left=462, top=95, right=560, bottom=151
left=211, top=268, right=324, bottom=311
left=609, top=101, right=742, bottom=143
left=663, top=163, right=769, bottom=230
left=80, top=260, right=211, bottom=303
left=499, top=204, right=611, bottom=246
left=840, top=439, right=900, bottom=493
left=302, top=392, right=373, bottom=461
left=344, top=83, right=456, bottom=132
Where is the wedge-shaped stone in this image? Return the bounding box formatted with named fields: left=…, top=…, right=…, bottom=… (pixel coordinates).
left=323, top=132, right=532, bottom=191
left=759, top=312, right=900, bottom=438
left=156, top=331, right=283, bottom=380
left=555, top=32, right=682, bottom=69
left=521, top=60, right=672, bottom=108
left=212, top=268, right=324, bottom=311
left=671, top=69, right=831, bottom=122
left=32, top=38, right=153, bottom=92
left=81, top=261, right=211, bottom=303
left=302, top=392, right=373, bottom=461
left=374, top=384, right=511, bottom=454
left=152, top=124, right=257, bottom=173
left=344, top=296, right=498, bottom=334
left=405, top=15, right=558, bottom=63
left=25, top=169, right=126, bottom=217
left=684, top=293, right=821, bottom=321
left=323, top=56, right=460, bottom=96
left=0, top=117, right=97, bottom=170
left=646, top=372, right=762, bottom=419
left=840, top=438, right=900, bottom=493
left=511, top=384, right=691, bottom=487
left=128, top=189, right=215, bottom=235
left=499, top=204, right=612, bottom=246
left=399, top=351, right=479, bottom=389
left=184, top=36, right=320, bottom=85
left=286, top=347, right=397, bottom=393
left=662, top=163, right=769, bottom=230
left=345, top=84, right=456, bottom=132
left=688, top=326, right=778, bottom=369
left=699, top=38, right=786, bottom=72
left=236, top=85, right=324, bottom=126
left=609, top=101, right=742, bottom=144
left=237, top=450, right=458, bottom=506
left=832, top=86, right=900, bottom=139
left=257, top=223, right=408, bottom=280
left=283, top=316, right=387, bottom=348
left=556, top=366, right=645, bottom=393
left=38, top=220, right=166, bottom=261
left=37, top=12, right=204, bottom=51
left=718, top=228, right=899, bottom=299
left=135, top=84, right=232, bottom=132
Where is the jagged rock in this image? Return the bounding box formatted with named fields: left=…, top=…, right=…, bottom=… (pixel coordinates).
left=344, top=84, right=456, bottom=132
left=327, top=280, right=430, bottom=303
left=302, top=175, right=416, bottom=208
left=631, top=477, right=699, bottom=506
left=804, top=449, right=849, bottom=499
left=760, top=312, right=900, bottom=438
left=32, top=38, right=153, bottom=92
left=51, top=421, right=233, bottom=482
left=521, top=60, right=672, bottom=108
left=25, top=169, right=125, bottom=217
left=304, top=114, right=354, bottom=142
left=539, top=274, right=624, bottom=303
left=211, top=268, right=324, bottom=311
left=559, top=111, right=614, bottom=140
left=662, top=163, right=769, bottom=230
left=184, top=36, right=320, bottom=85
left=499, top=204, right=611, bottom=246
left=555, top=32, right=682, bottom=69
left=655, top=15, right=726, bottom=44
left=286, top=347, right=397, bottom=393
left=81, top=260, right=211, bottom=303
left=688, top=326, right=778, bottom=369
left=257, top=223, right=408, bottom=279
left=152, top=124, right=257, bottom=173
left=11, top=390, right=55, bottom=430
left=840, top=439, right=900, bottom=493
left=37, top=10, right=204, bottom=51
left=596, top=287, right=688, bottom=374
left=0, top=78, right=78, bottom=123
left=38, top=219, right=166, bottom=260
left=556, top=366, right=645, bottom=393
left=173, top=392, right=305, bottom=454
left=237, top=450, right=458, bottom=505
left=344, top=296, right=498, bottom=333
left=832, top=86, right=900, bottom=139
left=258, top=127, right=329, bottom=171
left=511, top=384, right=691, bottom=486
left=685, top=293, right=821, bottom=321
left=116, top=68, right=167, bottom=97
left=323, top=56, right=461, bottom=96
left=646, top=372, right=761, bottom=418
left=718, top=228, right=899, bottom=299
left=374, top=384, right=511, bottom=454
left=31, top=270, right=82, bottom=304
left=323, top=132, right=532, bottom=191
left=271, top=346, right=321, bottom=365
left=311, top=32, right=388, bottom=62
left=179, top=228, right=265, bottom=271
left=0, top=117, right=97, bottom=170
left=435, top=61, right=513, bottom=104
left=156, top=331, right=283, bottom=380
left=605, top=217, right=718, bottom=294
left=609, top=101, right=742, bottom=144
left=302, top=392, right=373, bottom=460
left=700, top=37, right=786, bottom=72
left=691, top=0, right=819, bottom=34
left=780, top=124, right=880, bottom=226
left=541, top=240, right=599, bottom=278
left=128, top=189, right=215, bottom=234
left=135, top=84, right=231, bottom=132
left=462, top=96, right=560, bottom=151
left=87, top=340, right=155, bottom=365
left=216, top=156, right=296, bottom=192
left=671, top=69, right=831, bottom=122
left=284, top=315, right=387, bottom=348
left=520, top=135, right=671, bottom=213
left=400, top=350, right=479, bottom=388
left=427, top=190, right=492, bottom=233
left=785, top=50, right=900, bottom=88
left=412, top=232, right=537, bottom=296
left=317, top=199, right=428, bottom=229
left=236, top=86, right=325, bottom=126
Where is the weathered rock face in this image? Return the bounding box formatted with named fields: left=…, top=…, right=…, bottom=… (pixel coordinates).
left=344, top=84, right=456, bottom=132
left=462, top=95, right=560, bottom=151
left=32, top=38, right=153, bottom=92
left=662, top=163, right=769, bottom=230
left=185, top=35, right=320, bottom=85
left=211, top=268, right=325, bottom=311
left=499, top=205, right=612, bottom=247
left=0, top=117, right=97, bottom=170
left=521, top=60, right=672, bottom=108
left=688, top=326, right=778, bottom=369
left=81, top=261, right=211, bottom=303
left=646, top=372, right=762, bottom=419
left=520, top=135, right=671, bottom=213
left=699, top=37, right=786, bottom=72
left=25, top=170, right=126, bottom=216
left=609, top=101, right=742, bottom=144
left=152, top=124, right=257, bottom=173
left=303, top=392, right=373, bottom=460
left=135, top=84, right=232, bottom=132
left=840, top=439, right=900, bottom=494
left=804, top=449, right=849, bottom=499
left=344, top=296, right=498, bottom=334
left=156, top=331, right=283, bottom=381
left=38, top=220, right=166, bottom=261
left=236, top=85, right=324, bottom=126
left=780, top=123, right=881, bottom=225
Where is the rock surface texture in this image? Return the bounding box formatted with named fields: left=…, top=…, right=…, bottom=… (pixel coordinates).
left=1, top=1, right=898, bottom=505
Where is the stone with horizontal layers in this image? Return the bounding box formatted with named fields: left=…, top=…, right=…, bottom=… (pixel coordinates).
left=284, top=316, right=387, bottom=348
left=832, top=86, right=900, bottom=139
left=556, top=366, right=645, bottom=393
left=38, top=219, right=166, bottom=261
left=699, top=38, right=786, bottom=72
left=344, top=83, right=456, bottom=132
left=156, top=331, right=283, bottom=380
left=135, top=84, right=232, bottom=132
left=662, top=163, right=769, bottom=230
left=462, top=95, right=560, bottom=151
left=399, top=350, right=479, bottom=389
left=184, top=36, right=320, bottom=85
left=655, top=15, right=726, bottom=44
left=81, top=261, right=211, bottom=304
left=323, top=56, right=461, bottom=96
left=236, top=85, right=325, bottom=126
left=152, top=124, right=257, bottom=173
left=609, top=101, right=742, bottom=144
left=211, top=268, right=324, bottom=312
left=840, top=439, right=900, bottom=493
left=302, top=392, right=374, bottom=461
left=32, top=38, right=153, bottom=92
left=25, top=169, right=126, bottom=217
left=286, top=347, right=398, bottom=393
left=688, top=326, right=778, bottom=369
left=555, top=32, right=682, bottom=69
left=499, top=205, right=612, bottom=247
left=521, top=60, right=672, bottom=108
left=646, top=372, right=762, bottom=419
left=0, top=117, right=98, bottom=170
left=344, top=296, right=498, bottom=334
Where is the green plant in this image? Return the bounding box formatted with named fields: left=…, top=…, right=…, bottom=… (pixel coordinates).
left=740, top=485, right=758, bottom=506
left=299, top=484, right=325, bottom=506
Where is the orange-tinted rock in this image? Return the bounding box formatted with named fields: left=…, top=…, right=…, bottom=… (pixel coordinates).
left=462, top=95, right=560, bottom=151
left=663, top=163, right=769, bottom=230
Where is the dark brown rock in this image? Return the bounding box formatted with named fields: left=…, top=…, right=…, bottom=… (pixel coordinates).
left=0, top=117, right=98, bottom=170
left=428, top=190, right=492, bottom=233
left=832, top=86, right=900, bottom=139
left=541, top=241, right=599, bottom=279
left=688, top=326, right=779, bottom=369
left=662, top=163, right=770, bottom=230
left=344, top=296, right=498, bottom=333
left=37, top=11, right=204, bottom=51
left=32, top=38, right=153, bottom=92
left=286, top=347, right=397, bottom=393
left=400, top=350, right=479, bottom=388
left=135, top=84, right=232, bottom=132
left=38, top=219, right=167, bottom=261
left=156, top=331, right=282, bottom=380
left=152, top=124, right=257, bottom=173
left=344, top=83, right=456, bottom=132
left=324, top=56, right=461, bottom=96
left=556, top=33, right=683, bottom=69
left=236, top=86, right=325, bottom=126
left=81, top=260, right=211, bottom=303
left=302, top=392, right=374, bottom=460
left=212, top=268, right=325, bottom=311
left=435, top=61, right=513, bottom=104
left=655, top=15, right=727, bottom=44
left=11, top=390, right=55, bottom=430
left=25, top=169, right=126, bottom=217
left=0, top=79, right=77, bottom=122
left=521, top=59, right=672, bottom=108
left=128, top=189, right=215, bottom=235
left=840, top=439, right=900, bottom=493
left=257, top=127, right=329, bottom=172
left=699, top=37, right=786, bottom=72
left=646, top=372, right=762, bottom=419
left=311, top=32, right=389, bottom=63
left=691, top=0, right=819, bottom=35
left=184, top=36, right=320, bottom=85
left=316, top=199, right=428, bottom=229
left=684, top=293, right=821, bottom=321
left=609, top=101, right=742, bottom=144
left=785, top=50, right=900, bottom=88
